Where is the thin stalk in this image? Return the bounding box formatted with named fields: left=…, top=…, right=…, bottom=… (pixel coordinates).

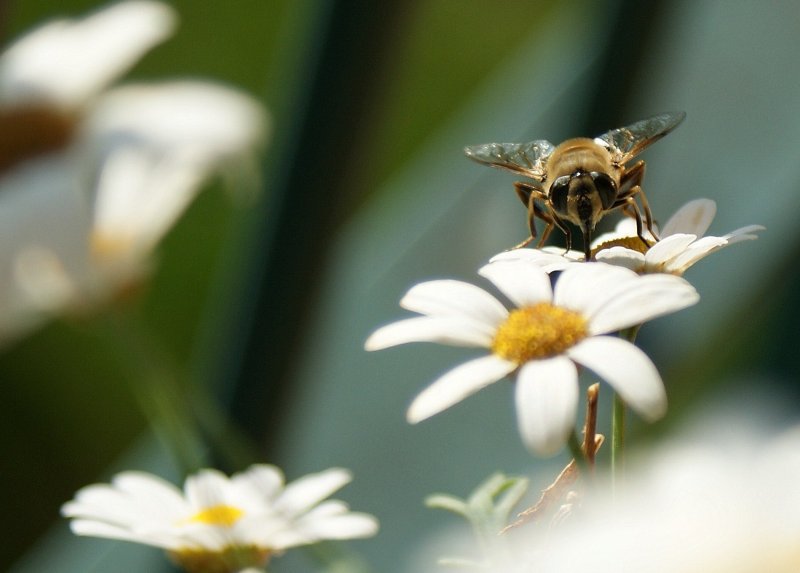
left=98, top=307, right=207, bottom=473
left=611, top=325, right=641, bottom=492
left=568, top=430, right=589, bottom=475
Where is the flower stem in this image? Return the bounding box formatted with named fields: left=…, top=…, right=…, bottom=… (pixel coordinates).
left=611, top=325, right=641, bottom=492
left=611, top=392, right=625, bottom=491
left=568, top=430, right=588, bottom=475
left=98, top=307, right=207, bottom=473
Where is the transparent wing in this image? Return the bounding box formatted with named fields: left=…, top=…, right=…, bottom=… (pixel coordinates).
left=595, top=111, right=686, bottom=164
left=464, top=140, right=555, bottom=179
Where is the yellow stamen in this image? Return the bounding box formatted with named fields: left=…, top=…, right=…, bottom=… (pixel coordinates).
left=491, top=302, right=588, bottom=363
left=187, top=504, right=244, bottom=527
left=592, top=235, right=653, bottom=258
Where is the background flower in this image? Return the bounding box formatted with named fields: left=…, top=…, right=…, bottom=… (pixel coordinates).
left=0, top=1, right=266, bottom=344
left=62, top=464, right=379, bottom=572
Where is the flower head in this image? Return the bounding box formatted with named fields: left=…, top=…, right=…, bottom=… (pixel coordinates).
left=62, top=465, right=379, bottom=573
left=494, top=199, right=763, bottom=276
left=0, top=1, right=266, bottom=343
left=366, top=260, right=698, bottom=454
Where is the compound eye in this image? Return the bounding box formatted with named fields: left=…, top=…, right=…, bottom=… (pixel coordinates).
left=590, top=172, right=617, bottom=208
left=549, top=175, right=571, bottom=216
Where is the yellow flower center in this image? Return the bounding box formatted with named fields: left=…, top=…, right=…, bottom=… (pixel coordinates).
left=0, top=106, right=75, bottom=176
left=491, top=302, right=588, bottom=363
left=592, top=235, right=653, bottom=258
left=187, top=504, right=245, bottom=527
left=170, top=545, right=272, bottom=573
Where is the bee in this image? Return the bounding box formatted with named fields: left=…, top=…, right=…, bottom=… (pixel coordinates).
left=465, top=112, right=686, bottom=260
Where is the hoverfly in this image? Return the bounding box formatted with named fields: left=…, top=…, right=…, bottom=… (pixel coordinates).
left=465, top=112, right=686, bottom=260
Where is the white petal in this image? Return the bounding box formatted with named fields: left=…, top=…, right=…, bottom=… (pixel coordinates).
left=87, top=82, right=265, bottom=256
left=478, top=259, right=553, bottom=307
left=588, top=274, right=698, bottom=334
left=723, top=224, right=764, bottom=243
left=568, top=336, right=666, bottom=420
left=275, top=468, right=351, bottom=516
left=667, top=236, right=728, bottom=273
left=489, top=248, right=577, bottom=271
left=515, top=357, right=579, bottom=456
left=69, top=519, right=179, bottom=549
left=594, top=247, right=645, bottom=271
left=660, top=199, right=716, bottom=237
left=184, top=469, right=230, bottom=509
left=231, top=465, right=285, bottom=501
left=364, top=316, right=494, bottom=350
left=407, top=355, right=516, bottom=423
left=553, top=262, right=638, bottom=314
left=400, top=279, right=507, bottom=324
left=293, top=511, right=379, bottom=541
left=85, top=81, right=266, bottom=165
left=645, top=233, right=697, bottom=264
left=0, top=1, right=176, bottom=108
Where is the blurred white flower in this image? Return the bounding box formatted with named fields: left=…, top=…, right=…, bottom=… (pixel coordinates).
left=406, top=416, right=800, bottom=573
left=366, top=260, right=698, bottom=455
left=62, top=465, right=379, bottom=573
left=0, top=1, right=266, bottom=343
left=504, top=424, right=800, bottom=573
left=492, top=199, right=763, bottom=275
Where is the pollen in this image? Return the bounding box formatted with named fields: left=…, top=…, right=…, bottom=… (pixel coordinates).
left=592, top=235, right=654, bottom=257
left=491, top=302, right=588, bottom=363
left=187, top=504, right=244, bottom=527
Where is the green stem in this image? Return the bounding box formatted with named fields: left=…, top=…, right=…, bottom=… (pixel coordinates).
left=611, top=325, right=641, bottom=492
left=98, top=307, right=207, bottom=473
left=611, top=392, right=625, bottom=491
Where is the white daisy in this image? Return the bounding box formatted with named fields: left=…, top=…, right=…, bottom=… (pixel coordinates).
left=366, top=260, right=699, bottom=455
left=0, top=1, right=266, bottom=342
left=492, top=199, right=763, bottom=276
left=62, top=465, right=379, bottom=573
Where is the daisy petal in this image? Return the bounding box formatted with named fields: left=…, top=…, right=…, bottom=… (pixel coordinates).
left=554, top=263, right=638, bottom=314
left=276, top=468, right=351, bottom=516
left=588, top=274, right=699, bottom=334
left=724, top=224, right=765, bottom=243
left=660, top=199, right=716, bottom=237
left=0, top=1, right=176, bottom=108
left=594, top=247, right=645, bottom=271
left=489, top=248, right=576, bottom=271
left=295, top=512, right=379, bottom=540
left=407, top=355, right=516, bottom=423
left=400, top=279, right=507, bottom=324
left=478, top=259, right=553, bottom=307
left=365, top=316, right=494, bottom=350
left=568, top=336, right=666, bottom=420
left=668, top=236, right=728, bottom=272
left=646, top=233, right=697, bottom=263
left=515, top=356, right=579, bottom=456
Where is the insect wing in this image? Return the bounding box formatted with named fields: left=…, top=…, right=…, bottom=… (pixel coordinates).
left=595, top=111, right=686, bottom=164
left=464, top=140, right=555, bottom=179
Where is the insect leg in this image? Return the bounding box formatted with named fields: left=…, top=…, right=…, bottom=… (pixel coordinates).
left=512, top=181, right=542, bottom=248
left=616, top=161, right=659, bottom=241
left=615, top=196, right=650, bottom=249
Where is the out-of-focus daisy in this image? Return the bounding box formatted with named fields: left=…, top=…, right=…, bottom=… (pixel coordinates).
left=366, top=260, right=698, bottom=455
left=0, top=1, right=266, bottom=343
left=512, top=423, right=800, bottom=573
left=62, top=465, right=379, bottom=573
left=407, top=418, right=800, bottom=573
left=493, top=199, right=762, bottom=275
